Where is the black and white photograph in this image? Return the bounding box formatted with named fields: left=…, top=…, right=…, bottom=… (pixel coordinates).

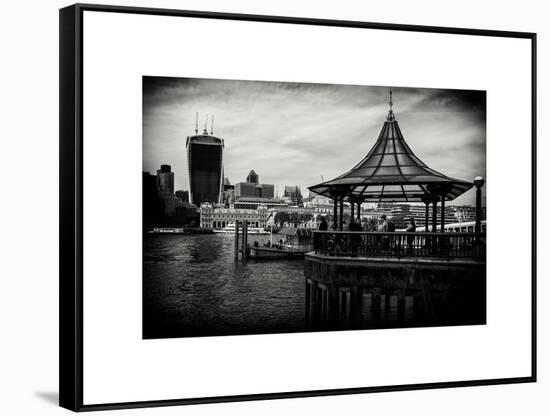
left=142, top=77, right=487, bottom=339
left=50, top=2, right=538, bottom=412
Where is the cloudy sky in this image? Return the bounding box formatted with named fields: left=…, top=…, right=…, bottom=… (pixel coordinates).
left=143, top=77, right=486, bottom=206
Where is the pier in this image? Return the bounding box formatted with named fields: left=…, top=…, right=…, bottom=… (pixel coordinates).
left=305, top=230, right=486, bottom=329
left=305, top=92, right=486, bottom=331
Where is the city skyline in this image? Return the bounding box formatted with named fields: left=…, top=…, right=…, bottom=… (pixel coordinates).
left=143, top=77, right=486, bottom=205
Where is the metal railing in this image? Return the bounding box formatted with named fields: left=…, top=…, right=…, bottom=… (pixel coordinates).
left=312, top=231, right=486, bottom=260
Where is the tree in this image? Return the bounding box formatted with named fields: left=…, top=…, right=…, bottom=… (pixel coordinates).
left=300, top=213, right=314, bottom=225
left=274, top=211, right=290, bottom=227
left=289, top=212, right=300, bottom=227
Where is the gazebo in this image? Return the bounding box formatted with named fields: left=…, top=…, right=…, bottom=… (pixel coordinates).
left=308, top=92, right=474, bottom=232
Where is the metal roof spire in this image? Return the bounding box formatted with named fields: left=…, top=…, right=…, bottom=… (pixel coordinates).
left=195, top=112, right=199, bottom=135
left=210, top=115, right=215, bottom=135
left=203, top=115, right=209, bottom=135
left=387, top=90, right=395, bottom=122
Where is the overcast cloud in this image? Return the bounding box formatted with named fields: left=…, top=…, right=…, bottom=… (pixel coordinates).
left=143, top=77, right=486, bottom=206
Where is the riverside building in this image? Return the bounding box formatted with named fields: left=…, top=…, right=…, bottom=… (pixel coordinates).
left=199, top=203, right=269, bottom=229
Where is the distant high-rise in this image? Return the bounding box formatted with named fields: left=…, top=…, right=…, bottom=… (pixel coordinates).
left=186, top=114, right=224, bottom=206
left=156, top=164, right=174, bottom=196
left=235, top=170, right=274, bottom=199
left=284, top=185, right=303, bottom=206
left=246, top=169, right=259, bottom=184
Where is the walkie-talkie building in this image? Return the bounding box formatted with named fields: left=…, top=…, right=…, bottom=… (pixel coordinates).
left=186, top=116, right=224, bottom=206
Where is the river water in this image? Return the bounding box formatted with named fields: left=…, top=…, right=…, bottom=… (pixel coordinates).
left=143, top=233, right=305, bottom=339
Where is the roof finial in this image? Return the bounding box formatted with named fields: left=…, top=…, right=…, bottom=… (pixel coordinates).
left=210, top=115, right=214, bottom=135
left=387, top=90, right=395, bottom=122
left=195, top=112, right=199, bottom=135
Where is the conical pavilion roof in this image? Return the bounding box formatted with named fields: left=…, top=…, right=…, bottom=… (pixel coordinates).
left=309, top=95, right=473, bottom=202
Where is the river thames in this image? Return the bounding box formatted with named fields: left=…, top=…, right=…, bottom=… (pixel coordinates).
left=143, top=233, right=305, bottom=339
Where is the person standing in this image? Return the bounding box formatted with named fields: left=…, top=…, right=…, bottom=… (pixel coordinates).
left=406, top=217, right=416, bottom=254
left=377, top=215, right=390, bottom=250
left=348, top=218, right=363, bottom=257
left=377, top=215, right=389, bottom=232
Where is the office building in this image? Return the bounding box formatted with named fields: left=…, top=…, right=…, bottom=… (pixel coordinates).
left=246, top=169, right=259, bottom=184
left=186, top=119, right=224, bottom=206
left=156, top=164, right=174, bottom=197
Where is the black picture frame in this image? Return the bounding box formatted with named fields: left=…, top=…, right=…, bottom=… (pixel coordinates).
left=59, top=3, right=537, bottom=412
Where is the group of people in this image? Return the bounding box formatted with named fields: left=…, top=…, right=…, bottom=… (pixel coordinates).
left=317, top=215, right=417, bottom=233
left=317, top=215, right=418, bottom=254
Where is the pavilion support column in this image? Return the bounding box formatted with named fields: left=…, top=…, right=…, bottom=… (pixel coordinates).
left=424, top=201, right=430, bottom=232
left=333, top=196, right=338, bottom=230
left=350, top=201, right=355, bottom=220
left=339, top=197, right=344, bottom=231
left=357, top=202, right=361, bottom=222
left=432, top=198, right=438, bottom=232
left=440, top=196, right=445, bottom=233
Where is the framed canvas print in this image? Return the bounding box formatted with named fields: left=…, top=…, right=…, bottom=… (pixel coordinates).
left=59, top=3, right=537, bottom=411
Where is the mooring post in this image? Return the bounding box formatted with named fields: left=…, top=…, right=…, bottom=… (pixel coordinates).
left=242, top=220, right=248, bottom=259
left=234, top=220, right=240, bottom=259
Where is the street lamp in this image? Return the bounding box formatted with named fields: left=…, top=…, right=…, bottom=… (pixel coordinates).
left=474, top=176, right=485, bottom=237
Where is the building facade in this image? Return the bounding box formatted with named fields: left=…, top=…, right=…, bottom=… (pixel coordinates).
left=246, top=169, right=259, bottom=184
left=156, top=164, right=174, bottom=197
left=199, top=203, right=269, bottom=229
left=452, top=205, right=487, bottom=223
left=361, top=203, right=487, bottom=229
left=233, top=197, right=287, bottom=210
left=234, top=169, right=275, bottom=199
left=186, top=130, right=224, bottom=206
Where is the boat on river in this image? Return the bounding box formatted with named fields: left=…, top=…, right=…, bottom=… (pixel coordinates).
left=213, top=222, right=269, bottom=235
left=148, top=227, right=214, bottom=235
left=249, top=227, right=313, bottom=259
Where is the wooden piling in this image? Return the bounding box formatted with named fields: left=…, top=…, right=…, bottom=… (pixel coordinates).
left=242, top=220, right=248, bottom=259
left=234, top=220, right=240, bottom=259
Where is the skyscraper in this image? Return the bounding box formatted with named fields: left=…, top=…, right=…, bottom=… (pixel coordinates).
left=246, top=169, right=259, bottom=184
left=156, top=164, right=174, bottom=197
left=186, top=114, right=224, bottom=206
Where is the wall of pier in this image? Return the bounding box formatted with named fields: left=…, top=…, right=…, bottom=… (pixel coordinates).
left=304, top=253, right=486, bottom=330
